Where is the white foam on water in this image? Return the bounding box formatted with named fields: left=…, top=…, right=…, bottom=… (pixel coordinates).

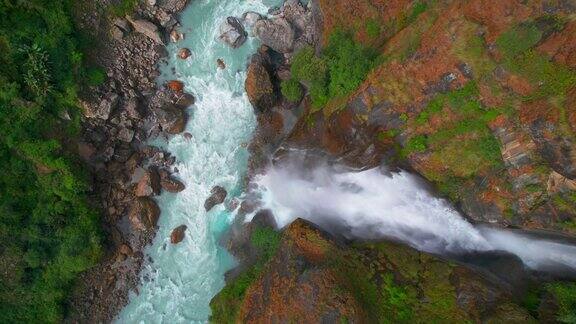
left=116, top=1, right=281, bottom=323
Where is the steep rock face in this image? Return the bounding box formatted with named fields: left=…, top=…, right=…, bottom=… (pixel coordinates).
left=281, top=0, right=576, bottom=233
left=245, top=54, right=277, bottom=113
left=212, top=219, right=534, bottom=323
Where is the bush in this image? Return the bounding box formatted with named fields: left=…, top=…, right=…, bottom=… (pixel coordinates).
left=289, top=31, right=377, bottom=109
left=281, top=78, right=303, bottom=102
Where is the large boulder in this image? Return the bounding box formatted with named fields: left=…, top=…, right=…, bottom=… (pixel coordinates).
left=128, top=197, right=160, bottom=231
left=219, top=17, right=247, bottom=48
left=156, top=104, right=187, bottom=134
left=126, top=16, right=164, bottom=44
left=81, top=92, right=119, bottom=120
left=170, top=225, right=187, bottom=244
left=242, top=11, right=263, bottom=29
left=253, top=18, right=294, bottom=53
left=204, top=186, right=227, bottom=211
left=135, top=168, right=161, bottom=197
left=245, top=57, right=276, bottom=112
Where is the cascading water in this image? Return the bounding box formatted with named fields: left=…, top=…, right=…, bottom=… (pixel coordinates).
left=116, top=0, right=281, bottom=322
left=252, top=155, right=576, bottom=273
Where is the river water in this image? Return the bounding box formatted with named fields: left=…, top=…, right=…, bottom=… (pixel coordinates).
left=116, top=0, right=281, bottom=322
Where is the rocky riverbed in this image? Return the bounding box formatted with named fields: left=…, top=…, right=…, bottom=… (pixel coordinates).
left=67, top=0, right=192, bottom=321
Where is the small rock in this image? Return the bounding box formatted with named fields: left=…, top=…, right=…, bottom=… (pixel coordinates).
left=119, top=244, right=133, bottom=255
left=217, top=58, right=226, bottom=69
left=118, top=127, right=135, bottom=143
left=167, top=80, right=184, bottom=92
left=183, top=132, right=193, bottom=140
left=219, top=17, right=247, bottom=48
left=147, top=0, right=156, bottom=6
left=170, top=29, right=183, bottom=42
left=204, top=186, right=227, bottom=211
left=170, top=225, right=187, bottom=244
left=178, top=48, right=191, bottom=59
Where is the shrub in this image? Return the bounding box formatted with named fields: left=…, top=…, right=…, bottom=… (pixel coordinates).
left=281, top=78, right=303, bottom=102
left=86, top=67, right=106, bottom=86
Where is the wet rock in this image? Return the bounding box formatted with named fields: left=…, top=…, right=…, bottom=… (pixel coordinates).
left=217, top=58, right=226, bottom=69
left=126, top=16, right=164, bottom=44
left=170, top=225, right=187, bottom=244
left=204, top=186, right=227, bottom=211
left=183, top=132, right=193, bottom=140
left=242, top=11, right=263, bottom=28
left=159, top=169, right=185, bottom=192
left=178, top=48, right=191, bottom=59
left=128, top=197, right=160, bottom=231
left=175, top=93, right=195, bottom=109
left=81, top=92, right=119, bottom=120
left=135, top=169, right=161, bottom=197
left=170, top=29, right=183, bottom=42
left=167, top=80, right=185, bottom=92
left=156, top=104, right=187, bottom=134
left=245, top=56, right=276, bottom=113
left=253, top=18, right=294, bottom=53
left=219, top=17, right=247, bottom=48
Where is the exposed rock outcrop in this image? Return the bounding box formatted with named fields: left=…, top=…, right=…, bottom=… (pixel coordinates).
left=245, top=54, right=277, bottom=113
left=126, top=16, right=164, bottom=44
left=253, top=18, right=295, bottom=53
left=129, top=197, right=161, bottom=231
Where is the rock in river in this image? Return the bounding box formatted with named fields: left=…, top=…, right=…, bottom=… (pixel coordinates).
left=204, top=186, right=227, bottom=211
left=170, top=225, right=187, bottom=244
left=219, top=17, right=247, bottom=48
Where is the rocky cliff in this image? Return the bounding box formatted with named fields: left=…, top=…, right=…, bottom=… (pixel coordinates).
left=213, top=218, right=576, bottom=323
left=220, top=0, right=576, bottom=322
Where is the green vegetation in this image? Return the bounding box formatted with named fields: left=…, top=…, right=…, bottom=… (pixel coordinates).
left=546, top=282, right=576, bottom=323
left=210, top=227, right=281, bottom=323
left=280, top=77, right=303, bottom=102
left=497, top=22, right=576, bottom=100
left=407, top=1, right=428, bottom=24
left=365, top=19, right=380, bottom=39
left=405, top=81, right=504, bottom=199
left=0, top=1, right=103, bottom=322
left=290, top=31, right=377, bottom=109
left=109, top=0, right=139, bottom=16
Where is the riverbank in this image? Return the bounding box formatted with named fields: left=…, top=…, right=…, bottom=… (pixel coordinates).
left=66, top=0, right=192, bottom=321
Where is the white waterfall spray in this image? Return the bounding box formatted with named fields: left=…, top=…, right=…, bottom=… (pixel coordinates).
left=252, top=155, right=576, bottom=272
